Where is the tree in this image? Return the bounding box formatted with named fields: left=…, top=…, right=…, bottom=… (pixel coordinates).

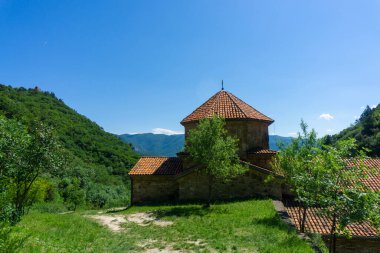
left=0, top=116, right=62, bottom=223
left=274, top=121, right=380, bottom=251
left=272, top=120, right=322, bottom=233
left=314, top=139, right=380, bottom=253
left=185, top=116, right=247, bottom=207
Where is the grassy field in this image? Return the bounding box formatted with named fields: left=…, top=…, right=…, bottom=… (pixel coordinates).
left=15, top=199, right=314, bottom=253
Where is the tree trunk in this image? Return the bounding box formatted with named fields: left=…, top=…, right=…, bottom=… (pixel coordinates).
left=333, top=231, right=337, bottom=253
left=298, top=205, right=302, bottom=229
left=329, top=214, right=337, bottom=253
left=204, top=175, right=213, bottom=208
left=300, top=205, right=308, bottom=233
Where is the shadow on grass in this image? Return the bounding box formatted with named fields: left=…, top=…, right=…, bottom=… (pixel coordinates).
left=132, top=195, right=271, bottom=208
left=252, top=216, right=291, bottom=232
left=154, top=206, right=211, bottom=219
left=151, top=197, right=277, bottom=219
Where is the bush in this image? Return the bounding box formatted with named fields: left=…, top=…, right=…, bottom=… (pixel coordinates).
left=30, top=202, right=68, bottom=214
left=0, top=223, right=25, bottom=253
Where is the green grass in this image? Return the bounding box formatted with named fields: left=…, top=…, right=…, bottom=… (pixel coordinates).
left=16, top=199, right=313, bottom=253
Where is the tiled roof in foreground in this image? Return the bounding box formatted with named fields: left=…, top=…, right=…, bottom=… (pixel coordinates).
left=181, top=90, right=274, bottom=124
left=128, top=157, right=183, bottom=176
left=284, top=199, right=379, bottom=238
left=284, top=158, right=380, bottom=238
left=346, top=158, right=380, bottom=191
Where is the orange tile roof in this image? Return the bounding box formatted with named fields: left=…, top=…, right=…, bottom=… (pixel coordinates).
left=346, top=158, right=380, bottom=191
left=248, top=149, right=278, bottom=155
left=284, top=158, right=380, bottom=238
left=128, top=157, right=183, bottom=175
left=284, top=199, right=379, bottom=238
left=181, top=90, right=274, bottom=124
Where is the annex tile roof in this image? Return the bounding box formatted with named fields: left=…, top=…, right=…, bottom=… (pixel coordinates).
left=346, top=158, right=380, bottom=191
left=128, top=157, right=183, bottom=176
left=247, top=149, right=278, bottom=155
left=284, top=199, right=379, bottom=238
left=284, top=158, right=380, bottom=238
left=181, top=90, right=274, bottom=124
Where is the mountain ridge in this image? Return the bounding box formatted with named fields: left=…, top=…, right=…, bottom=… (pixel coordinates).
left=119, top=133, right=293, bottom=157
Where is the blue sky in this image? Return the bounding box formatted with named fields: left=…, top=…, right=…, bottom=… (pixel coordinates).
left=1, top=0, right=379, bottom=137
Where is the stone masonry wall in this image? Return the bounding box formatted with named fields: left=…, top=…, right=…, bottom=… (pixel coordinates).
left=323, top=237, right=380, bottom=253
left=247, top=153, right=275, bottom=169
left=177, top=169, right=282, bottom=201
left=183, top=120, right=270, bottom=159
left=131, top=176, right=178, bottom=204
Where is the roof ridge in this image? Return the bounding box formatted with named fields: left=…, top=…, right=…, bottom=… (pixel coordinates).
left=181, top=92, right=220, bottom=123
left=209, top=91, right=221, bottom=117
left=228, top=91, right=270, bottom=120
left=225, top=91, right=249, bottom=118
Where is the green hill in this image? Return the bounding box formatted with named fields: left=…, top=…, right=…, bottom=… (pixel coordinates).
left=119, top=133, right=292, bottom=157
left=0, top=84, right=139, bottom=208
left=325, top=104, right=380, bottom=157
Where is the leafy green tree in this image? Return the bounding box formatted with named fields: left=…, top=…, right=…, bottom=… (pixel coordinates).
left=65, top=179, right=85, bottom=211
left=185, top=116, right=247, bottom=207
left=273, top=120, right=321, bottom=232
left=315, top=139, right=380, bottom=253
left=59, top=178, right=85, bottom=211
left=0, top=116, right=62, bottom=222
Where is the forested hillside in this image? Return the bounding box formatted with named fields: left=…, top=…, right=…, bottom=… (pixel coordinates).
left=0, top=84, right=139, bottom=209
left=325, top=104, right=380, bottom=157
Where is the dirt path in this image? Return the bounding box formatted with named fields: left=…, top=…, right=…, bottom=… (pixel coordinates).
left=88, top=212, right=174, bottom=232
left=89, top=215, right=127, bottom=232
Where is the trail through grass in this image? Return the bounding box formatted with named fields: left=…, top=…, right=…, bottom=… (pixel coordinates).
left=16, top=199, right=313, bottom=253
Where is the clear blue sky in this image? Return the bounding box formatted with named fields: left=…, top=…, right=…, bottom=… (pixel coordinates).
left=1, top=0, right=379, bottom=137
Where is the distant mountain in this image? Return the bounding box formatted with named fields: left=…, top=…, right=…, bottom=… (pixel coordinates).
left=119, top=133, right=185, bottom=156
left=269, top=135, right=293, bottom=150
left=119, top=133, right=292, bottom=157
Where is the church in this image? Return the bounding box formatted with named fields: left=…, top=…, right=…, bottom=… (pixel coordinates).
left=128, top=89, right=380, bottom=252
left=128, top=89, right=282, bottom=203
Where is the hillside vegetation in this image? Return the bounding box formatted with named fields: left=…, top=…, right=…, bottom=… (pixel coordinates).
left=325, top=104, right=380, bottom=157
left=0, top=84, right=139, bottom=209
left=119, top=133, right=292, bottom=157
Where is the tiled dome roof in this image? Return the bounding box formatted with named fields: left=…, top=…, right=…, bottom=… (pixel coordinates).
left=181, top=90, right=274, bottom=124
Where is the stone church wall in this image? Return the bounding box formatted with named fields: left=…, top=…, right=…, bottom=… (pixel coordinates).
left=183, top=120, right=270, bottom=159
left=131, top=176, right=178, bottom=204
left=177, top=169, right=282, bottom=201
left=323, top=237, right=380, bottom=253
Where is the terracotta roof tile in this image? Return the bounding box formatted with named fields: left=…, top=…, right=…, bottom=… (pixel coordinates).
left=346, top=158, right=380, bottom=191
left=181, top=90, right=274, bottom=124
left=283, top=158, right=380, bottom=238
left=248, top=149, right=278, bottom=155
left=129, top=157, right=183, bottom=176
left=284, top=199, right=379, bottom=238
